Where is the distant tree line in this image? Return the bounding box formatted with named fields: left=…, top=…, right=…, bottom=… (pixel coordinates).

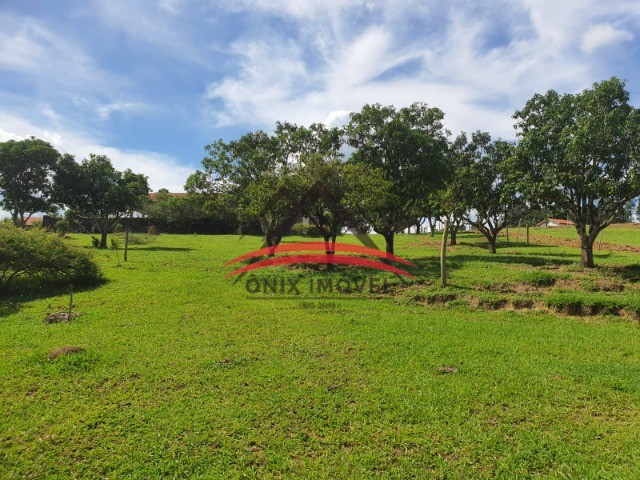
left=2, top=78, right=639, bottom=267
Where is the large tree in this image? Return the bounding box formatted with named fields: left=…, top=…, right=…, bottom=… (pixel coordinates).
left=0, top=137, right=61, bottom=227
left=54, top=154, right=149, bottom=248
left=302, top=153, right=351, bottom=246
left=188, top=123, right=342, bottom=247
left=345, top=102, right=449, bottom=254
left=514, top=78, right=640, bottom=267
left=448, top=132, right=527, bottom=253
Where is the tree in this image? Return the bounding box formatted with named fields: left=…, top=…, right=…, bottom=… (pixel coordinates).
left=345, top=103, right=449, bottom=254
left=438, top=133, right=475, bottom=246
left=514, top=78, right=640, bottom=267
left=342, top=163, right=399, bottom=248
left=0, top=137, right=61, bottom=227
left=302, top=153, right=350, bottom=246
left=189, top=123, right=342, bottom=247
left=144, top=190, right=225, bottom=233
left=448, top=132, right=527, bottom=253
left=54, top=154, right=149, bottom=248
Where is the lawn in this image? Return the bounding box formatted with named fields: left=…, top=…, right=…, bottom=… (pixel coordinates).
left=528, top=223, right=640, bottom=247
left=1, top=229, right=639, bottom=478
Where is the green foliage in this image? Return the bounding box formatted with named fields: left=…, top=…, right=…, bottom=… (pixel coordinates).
left=90, top=236, right=101, bottom=248
left=447, top=132, right=527, bottom=253
left=0, top=137, right=61, bottom=227
left=289, top=223, right=323, bottom=237
left=514, top=77, right=640, bottom=266
left=189, top=124, right=341, bottom=245
left=345, top=102, right=449, bottom=252
left=144, top=191, right=231, bottom=233
left=302, top=154, right=351, bottom=242
left=54, top=218, right=70, bottom=236
left=54, top=154, right=149, bottom=248
left=0, top=225, right=101, bottom=293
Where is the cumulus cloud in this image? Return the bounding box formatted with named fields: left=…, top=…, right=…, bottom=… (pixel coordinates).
left=206, top=1, right=620, bottom=138
left=324, top=110, right=351, bottom=128
left=581, top=24, right=634, bottom=53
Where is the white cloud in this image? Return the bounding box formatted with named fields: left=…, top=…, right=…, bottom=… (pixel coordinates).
left=0, top=14, right=123, bottom=96
left=0, top=113, right=192, bottom=192
left=224, top=0, right=640, bottom=141
left=97, top=101, right=145, bottom=121
left=325, top=110, right=351, bottom=128
left=204, top=0, right=640, bottom=139
left=582, top=24, right=634, bottom=53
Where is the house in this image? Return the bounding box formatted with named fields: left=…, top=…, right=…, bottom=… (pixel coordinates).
left=535, top=218, right=575, bottom=228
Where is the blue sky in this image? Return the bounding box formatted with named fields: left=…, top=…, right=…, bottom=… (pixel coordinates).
left=1, top=0, right=640, bottom=196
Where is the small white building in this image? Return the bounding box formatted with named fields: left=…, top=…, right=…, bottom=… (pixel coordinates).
left=535, top=218, right=575, bottom=228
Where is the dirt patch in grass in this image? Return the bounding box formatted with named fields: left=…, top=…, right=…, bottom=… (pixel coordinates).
left=44, top=311, right=81, bottom=324
left=49, top=346, right=85, bottom=359
left=529, top=233, right=640, bottom=253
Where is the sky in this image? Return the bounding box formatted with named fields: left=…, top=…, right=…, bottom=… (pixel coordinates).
left=1, top=0, right=640, bottom=202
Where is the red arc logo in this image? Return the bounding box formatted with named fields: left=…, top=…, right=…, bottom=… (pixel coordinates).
left=225, top=242, right=416, bottom=279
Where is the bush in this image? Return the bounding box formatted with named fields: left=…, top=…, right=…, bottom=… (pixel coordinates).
left=54, top=218, right=70, bottom=236
left=0, top=225, right=102, bottom=294
left=289, top=223, right=324, bottom=237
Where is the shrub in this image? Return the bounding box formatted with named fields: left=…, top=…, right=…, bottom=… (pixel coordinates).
left=289, top=223, right=324, bottom=237
left=91, top=236, right=101, bottom=248
left=0, top=225, right=102, bottom=294
left=55, top=218, right=70, bottom=236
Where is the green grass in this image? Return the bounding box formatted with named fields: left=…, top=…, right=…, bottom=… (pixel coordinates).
left=1, top=230, right=640, bottom=478
left=530, top=224, right=640, bottom=247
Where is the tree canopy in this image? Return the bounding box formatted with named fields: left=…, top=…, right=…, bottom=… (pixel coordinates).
left=514, top=77, right=640, bottom=267
left=345, top=102, right=449, bottom=254
left=0, top=137, right=61, bottom=227
left=54, top=154, right=149, bottom=248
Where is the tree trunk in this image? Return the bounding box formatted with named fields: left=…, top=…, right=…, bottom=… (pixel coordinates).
left=526, top=225, right=530, bottom=245
left=428, top=218, right=436, bottom=237
left=488, top=236, right=497, bottom=254
left=100, top=231, right=108, bottom=249
left=449, top=224, right=458, bottom=246
left=580, top=234, right=595, bottom=268
left=383, top=232, right=395, bottom=255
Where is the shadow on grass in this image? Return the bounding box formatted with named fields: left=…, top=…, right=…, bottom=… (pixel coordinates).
left=130, top=246, right=194, bottom=252
left=0, top=279, right=107, bottom=317
left=412, top=253, right=574, bottom=269
left=612, top=264, right=640, bottom=282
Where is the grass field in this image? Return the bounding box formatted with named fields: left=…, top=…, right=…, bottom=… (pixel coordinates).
left=1, top=228, right=640, bottom=478
left=528, top=223, right=640, bottom=247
